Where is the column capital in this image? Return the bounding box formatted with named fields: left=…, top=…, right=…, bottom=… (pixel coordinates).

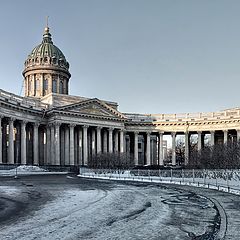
left=0, top=114, right=4, bottom=119
left=223, top=129, right=228, bottom=133
left=96, top=126, right=102, bottom=130
left=171, top=132, right=176, bottom=137
left=197, top=131, right=202, bottom=134
left=83, top=125, right=89, bottom=129
left=9, top=117, right=15, bottom=123
left=33, top=122, right=40, bottom=127
left=108, top=127, right=114, bottom=132
left=69, top=123, right=76, bottom=128
left=146, top=131, right=151, bottom=136
left=158, top=131, right=164, bottom=135
left=210, top=130, right=215, bottom=134
left=54, top=122, right=61, bottom=127
left=21, top=120, right=28, bottom=125
left=134, top=131, right=139, bottom=135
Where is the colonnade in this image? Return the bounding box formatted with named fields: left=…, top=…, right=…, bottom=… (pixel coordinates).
left=0, top=114, right=240, bottom=166
left=0, top=116, right=125, bottom=166
left=127, top=129, right=240, bottom=166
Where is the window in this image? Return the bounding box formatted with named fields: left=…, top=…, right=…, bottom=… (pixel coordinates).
left=44, top=79, right=48, bottom=90
left=52, top=79, right=57, bottom=93
left=28, top=80, right=32, bottom=91
left=59, top=81, right=64, bottom=93
left=36, top=79, right=40, bottom=90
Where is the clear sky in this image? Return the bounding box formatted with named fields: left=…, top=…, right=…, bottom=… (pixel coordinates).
left=1, top=0, right=240, bottom=114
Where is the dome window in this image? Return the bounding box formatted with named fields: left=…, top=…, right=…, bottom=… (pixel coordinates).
left=36, top=79, right=40, bottom=90
left=52, top=79, right=57, bottom=93
left=60, top=81, right=64, bottom=94
left=44, top=79, right=48, bottom=90
left=52, top=57, right=56, bottom=64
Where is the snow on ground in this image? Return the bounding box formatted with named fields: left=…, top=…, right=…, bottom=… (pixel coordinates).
left=11, top=165, right=47, bottom=172
left=0, top=186, right=22, bottom=197
left=0, top=165, right=67, bottom=176
left=0, top=179, right=218, bottom=240
left=79, top=169, right=240, bottom=196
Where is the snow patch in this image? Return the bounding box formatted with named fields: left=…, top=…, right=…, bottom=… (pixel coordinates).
left=10, top=165, right=47, bottom=172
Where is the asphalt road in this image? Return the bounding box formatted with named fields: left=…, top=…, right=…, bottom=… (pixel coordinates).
left=0, top=174, right=239, bottom=240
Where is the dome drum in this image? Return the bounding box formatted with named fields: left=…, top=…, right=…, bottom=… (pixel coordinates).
left=23, top=27, right=71, bottom=98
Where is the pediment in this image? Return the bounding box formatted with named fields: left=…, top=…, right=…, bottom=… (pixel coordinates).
left=56, top=98, right=126, bottom=119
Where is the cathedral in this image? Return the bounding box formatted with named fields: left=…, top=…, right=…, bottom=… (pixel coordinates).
left=1, top=26, right=240, bottom=167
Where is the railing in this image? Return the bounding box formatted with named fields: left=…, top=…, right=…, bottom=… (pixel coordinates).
left=79, top=168, right=240, bottom=195
left=124, top=108, right=240, bottom=122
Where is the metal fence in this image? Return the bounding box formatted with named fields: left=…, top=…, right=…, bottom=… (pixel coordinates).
left=79, top=168, right=240, bottom=194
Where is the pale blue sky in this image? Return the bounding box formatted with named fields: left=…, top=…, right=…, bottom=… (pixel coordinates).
left=1, top=0, right=240, bottom=114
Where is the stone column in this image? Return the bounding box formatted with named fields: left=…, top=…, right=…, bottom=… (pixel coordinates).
left=60, top=127, right=65, bottom=165
left=2, top=122, right=7, bottom=163
left=33, top=123, right=39, bottom=165
left=223, top=130, right=228, bottom=144
left=120, top=130, right=124, bottom=153
left=134, top=131, right=139, bottom=165
left=114, top=130, right=119, bottom=152
left=96, top=127, right=102, bottom=154
left=185, top=132, right=189, bottom=165
left=69, top=124, right=75, bottom=166
left=8, top=118, right=15, bottom=164
left=108, top=128, right=113, bottom=153
left=64, top=126, right=70, bottom=165
left=210, top=131, right=215, bottom=146
left=103, top=130, right=108, bottom=153
left=46, top=125, right=51, bottom=165
left=197, top=131, right=202, bottom=151
left=237, top=129, right=240, bottom=142
left=55, top=123, right=61, bottom=165
left=78, top=128, right=83, bottom=165
left=83, top=125, right=89, bottom=165
left=0, top=116, right=2, bottom=164
left=171, top=132, right=176, bottom=166
left=158, top=132, right=164, bottom=166
left=146, top=132, right=151, bottom=165
left=50, top=124, right=55, bottom=165
left=91, top=128, right=96, bottom=156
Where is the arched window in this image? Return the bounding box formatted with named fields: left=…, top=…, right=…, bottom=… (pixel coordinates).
left=36, top=79, right=40, bottom=90
left=44, top=79, right=48, bottom=90
left=59, top=81, right=64, bottom=94
left=28, top=79, right=32, bottom=93
left=52, top=79, right=57, bottom=93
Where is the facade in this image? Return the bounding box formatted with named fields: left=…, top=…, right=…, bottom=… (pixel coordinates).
left=1, top=27, right=240, bottom=167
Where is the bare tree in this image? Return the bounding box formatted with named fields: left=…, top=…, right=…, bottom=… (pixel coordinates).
left=88, top=152, right=134, bottom=169
left=188, top=141, right=240, bottom=169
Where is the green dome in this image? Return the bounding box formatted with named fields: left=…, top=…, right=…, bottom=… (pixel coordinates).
left=24, top=27, right=69, bottom=70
